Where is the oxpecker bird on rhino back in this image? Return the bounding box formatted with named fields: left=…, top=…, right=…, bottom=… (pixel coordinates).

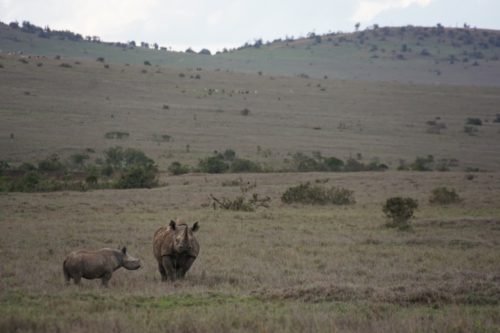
left=63, top=247, right=141, bottom=286
left=153, top=220, right=200, bottom=281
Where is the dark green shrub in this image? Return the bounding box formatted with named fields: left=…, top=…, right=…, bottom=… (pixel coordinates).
left=104, top=147, right=154, bottom=170
left=144, top=60, right=151, bottom=66
left=343, top=158, right=365, bottom=172
left=18, top=162, right=36, bottom=172
left=0, top=161, right=10, bottom=175
left=115, top=165, right=158, bottom=189
left=290, top=153, right=326, bottom=172
left=210, top=193, right=270, bottom=212
left=281, top=182, right=355, bottom=205
left=104, top=131, right=129, bottom=139
left=70, top=153, right=89, bottom=168
left=382, top=197, right=418, bottom=229
left=323, top=157, right=344, bottom=171
left=466, top=118, right=482, bottom=126
left=429, top=187, right=462, bottom=205
left=198, top=155, right=229, bottom=173
left=493, top=114, right=500, bottom=123
left=222, top=149, right=236, bottom=161
left=230, top=158, right=262, bottom=173
left=38, top=154, right=64, bottom=172
left=410, top=155, right=434, bottom=171
left=464, top=125, right=478, bottom=135
left=168, top=161, right=190, bottom=175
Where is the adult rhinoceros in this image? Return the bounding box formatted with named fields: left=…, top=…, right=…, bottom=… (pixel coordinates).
left=153, top=220, right=199, bottom=281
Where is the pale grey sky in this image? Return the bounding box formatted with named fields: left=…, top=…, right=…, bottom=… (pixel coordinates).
left=0, top=0, right=498, bottom=52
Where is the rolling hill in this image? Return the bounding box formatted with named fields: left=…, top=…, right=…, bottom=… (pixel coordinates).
left=2, top=22, right=500, bottom=86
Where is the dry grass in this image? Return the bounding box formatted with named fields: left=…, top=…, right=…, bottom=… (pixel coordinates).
left=0, top=171, right=499, bottom=332
left=0, top=54, right=499, bottom=171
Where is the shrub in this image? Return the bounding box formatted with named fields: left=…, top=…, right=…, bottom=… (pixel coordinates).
left=230, top=158, right=262, bottom=173
left=105, top=131, right=129, bottom=139
left=241, top=108, right=250, bottom=116
left=96, top=57, right=105, bottom=62
left=466, top=118, right=482, bottom=126
left=281, top=183, right=355, bottom=205
left=429, top=187, right=462, bottom=205
left=168, top=161, right=190, bottom=175
left=59, top=63, right=72, bottom=68
left=114, top=165, right=158, bottom=189
left=493, top=114, right=500, bottom=123
left=464, top=125, right=478, bottom=135
left=38, top=154, right=64, bottom=172
left=323, top=157, right=344, bottom=171
left=144, top=60, right=151, bottom=66
left=410, top=155, right=434, bottom=171
left=382, top=197, right=418, bottom=229
left=198, top=155, right=229, bottom=173
left=104, top=147, right=155, bottom=170
left=70, top=153, right=89, bottom=168
left=210, top=193, right=270, bottom=212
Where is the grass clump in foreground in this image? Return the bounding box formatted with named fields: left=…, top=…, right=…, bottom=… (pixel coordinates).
left=382, top=197, right=418, bottom=230
left=281, top=182, right=355, bottom=205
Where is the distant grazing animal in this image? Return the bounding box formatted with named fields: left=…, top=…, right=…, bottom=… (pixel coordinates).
left=63, top=247, right=141, bottom=286
left=153, top=220, right=200, bottom=281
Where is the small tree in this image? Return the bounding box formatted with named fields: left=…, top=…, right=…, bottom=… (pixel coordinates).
left=383, top=197, right=418, bottom=229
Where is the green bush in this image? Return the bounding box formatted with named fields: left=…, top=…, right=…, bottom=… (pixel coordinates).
left=168, top=161, right=190, bottom=175
left=104, top=147, right=155, bottom=170
left=38, top=154, right=64, bottom=172
left=281, top=182, right=355, bottom=205
left=198, top=155, right=229, bottom=173
left=230, top=158, right=262, bottom=173
left=429, top=187, right=462, bottom=205
left=115, top=165, right=158, bottom=189
left=104, top=131, right=129, bottom=139
left=466, top=118, right=482, bottom=126
left=382, top=197, right=418, bottom=229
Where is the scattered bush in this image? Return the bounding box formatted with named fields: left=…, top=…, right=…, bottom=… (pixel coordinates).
left=59, top=63, right=72, bottom=68
left=230, top=158, right=262, bottom=173
left=210, top=193, right=270, bottom=212
left=281, top=182, right=355, bottom=205
left=493, top=114, right=500, bottom=123
left=114, top=165, right=158, bottom=189
left=168, top=161, right=190, bottom=175
left=241, top=108, right=251, bottom=116
left=464, top=125, right=478, bottom=136
left=38, top=154, right=64, bottom=172
left=382, top=197, right=418, bottom=229
left=96, top=57, right=105, bottom=62
left=429, top=187, right=462, bottom=205
left=144, top=60, right=151, bottom=66
left=466, top=118, right=482, bottom=126
left=104, top=146, right=155, bottom=170
left=104, top=131, right=130, bottom=139
left=198, top=155, right=229, bottom=174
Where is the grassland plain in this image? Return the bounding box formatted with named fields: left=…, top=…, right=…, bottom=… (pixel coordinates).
left=0, top=55, right=499, bottom=172
left=0, top=171, right=499, bottom=332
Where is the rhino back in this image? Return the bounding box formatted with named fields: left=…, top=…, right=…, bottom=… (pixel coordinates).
left=64, top=249, right=119, bottom=279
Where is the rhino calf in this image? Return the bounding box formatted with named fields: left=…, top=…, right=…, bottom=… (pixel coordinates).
left=153, top=220, right=200, bottom=281
left=63, top=247, right=141, bottom=286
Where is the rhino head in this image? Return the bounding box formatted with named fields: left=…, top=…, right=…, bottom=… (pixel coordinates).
left=170, top=220, right=199, bottom=254
left=120, top=246, right=141, bottom=270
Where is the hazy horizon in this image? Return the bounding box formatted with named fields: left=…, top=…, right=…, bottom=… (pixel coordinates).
left=1, top=0, right=499, bottom=52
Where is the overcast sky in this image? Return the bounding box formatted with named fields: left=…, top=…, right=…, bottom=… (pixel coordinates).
left=1, top=0, right=498, bottom=52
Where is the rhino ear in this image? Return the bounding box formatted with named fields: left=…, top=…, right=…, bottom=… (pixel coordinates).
left=192, top=221, right=199, bottom=232
left=169, top=220, right=176, bottom=230
left=122, top=246, right=127, bottom=254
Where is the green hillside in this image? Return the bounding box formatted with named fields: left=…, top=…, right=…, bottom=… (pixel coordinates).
left=1, top=22, right=500, bottom=86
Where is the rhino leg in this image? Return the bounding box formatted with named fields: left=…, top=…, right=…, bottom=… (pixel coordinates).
left=178, top=257, right=196, bottom=279
left=158, top=261, right=167, bottom=281
left=101, top=272, right=112, bottom=287
left=161, top=256, right=176, bottom=281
